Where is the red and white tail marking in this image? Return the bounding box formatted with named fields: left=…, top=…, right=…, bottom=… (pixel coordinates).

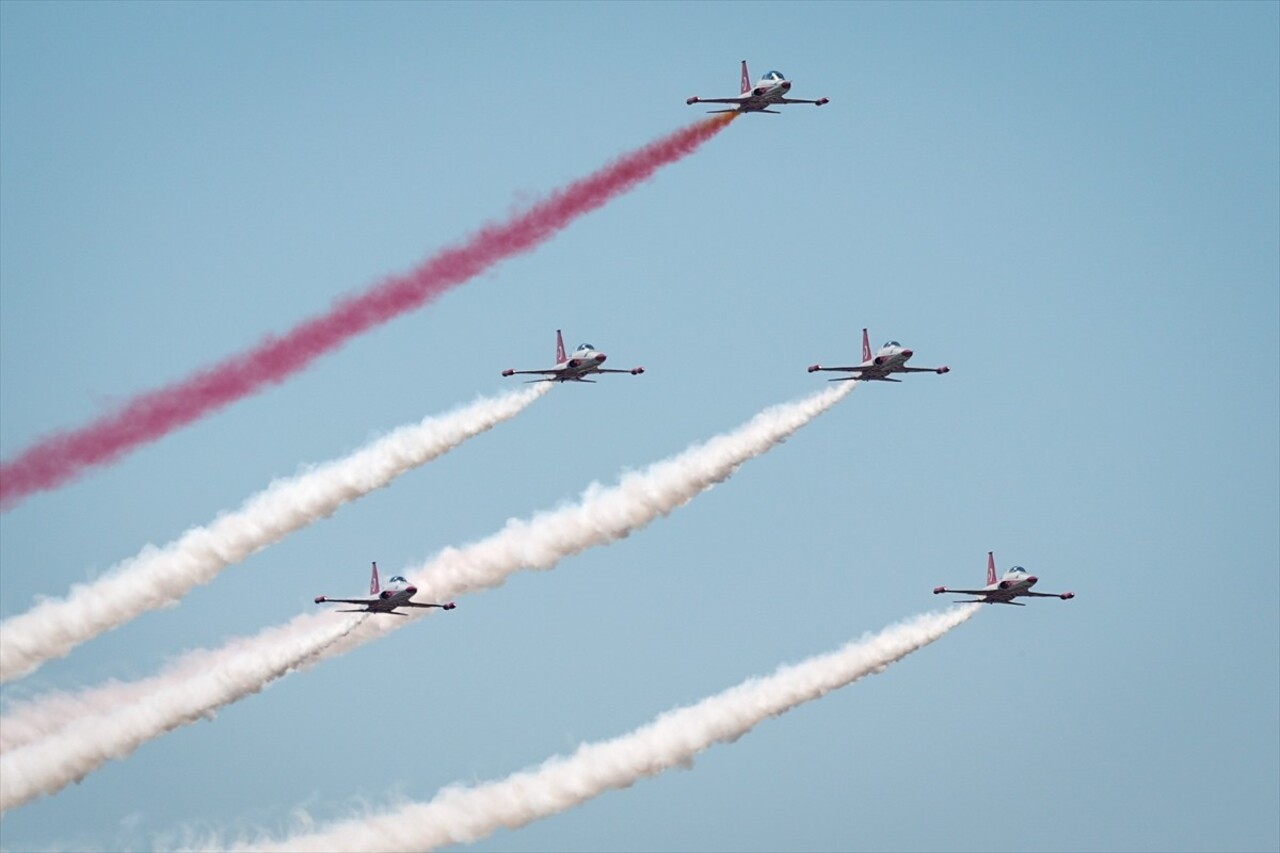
left=370, top=561, right=381, bottom=595
left=986, top=552, right=997, bottom=586
left=555, top=329, right=567, bottom=364
left=861, top=328, right=872, bottom=363
left=739, top=60, right=750, bottom=94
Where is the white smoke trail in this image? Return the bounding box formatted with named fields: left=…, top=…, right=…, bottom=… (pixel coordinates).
left=223, top=606, right=978, bottom=853
left=0, top=615, right=366, bottom=814
left=0, top=383, right=852, bottom=808
left=1, top=669, right=170, bottom=755
left=0, top=385, right=549, bottom=684
left=319, top=380, right=857, bottom=658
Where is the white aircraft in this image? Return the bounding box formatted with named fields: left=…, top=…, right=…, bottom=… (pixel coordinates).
left=315, top=562, right=456, bottom=615
left=933, top=552, right=1075, bottom=606
left=686, top=60, right=829, bottom=113
left=502, top=330, right=645, bottom=383
left=807, top=328, right=950, bottom=383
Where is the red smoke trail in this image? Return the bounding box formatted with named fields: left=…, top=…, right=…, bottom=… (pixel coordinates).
left=0, top=114, right=736, bottom=510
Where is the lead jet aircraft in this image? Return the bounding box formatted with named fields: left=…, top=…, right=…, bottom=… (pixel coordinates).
left=807, top=328, right=950, bottom=383
left=933, top=552, right=1075, bottom=606
left=502, top=329, right=645, bottom=383
left=315, top=562, right=456, bottom=615
left=686, top=60, right=829, bottom=113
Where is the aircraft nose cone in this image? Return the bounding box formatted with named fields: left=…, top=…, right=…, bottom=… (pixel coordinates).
left=596, top=353, right=607, bottom=363
left=407, top=586, right=418, bottom=596
left=782, top=80, right=792, bottom=89
left=902, top=349, right=913, bottom=359
left=1026, top=576, right=1038, bottom=586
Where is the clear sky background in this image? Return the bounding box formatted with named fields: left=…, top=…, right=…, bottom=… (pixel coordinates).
left=1, top=2, right=1277, bottom=851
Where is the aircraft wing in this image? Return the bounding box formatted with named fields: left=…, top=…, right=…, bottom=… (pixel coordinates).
left=505, top=368, right=562, bottom=377
left=692, top=96, right=748, bottom=105
left=949, top=597, right=1024, bottom=606
left=1019, top=591, right=1072, bottom=598
left=316, top=597, right=377, bottom=606
left=938, top=589, right=990, bottom=597
left=502, top=368, right=567, bottom=383
left=897, top=366, right=946, bottom=373
left=401, top=601, right=457, bottom=610
left=811, top=365, right=895, bottom=381
left=593, top=368, right=641, bottom=374
left=776, top=97, right=827, bottom=105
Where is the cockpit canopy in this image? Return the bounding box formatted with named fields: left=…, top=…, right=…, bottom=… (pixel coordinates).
left=576, top=343, right=595, bottom=352
left=388, top=575, right=409, bottom=585
left=883, top=340, right=901, bottom=349
left=762, top=70, right=786, bottom=82
left=1007, top=566, right=1028, bottom=575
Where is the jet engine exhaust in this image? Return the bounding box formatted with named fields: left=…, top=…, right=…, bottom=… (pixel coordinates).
left=0, top=114, right=738, bottom=511
left=0, top=385, right=550, bottom=685
left=220, top=606, right=978, bottom=852
left=0, top=615, right=367, bottom=814
left=0, top=377, right=845, bottom=809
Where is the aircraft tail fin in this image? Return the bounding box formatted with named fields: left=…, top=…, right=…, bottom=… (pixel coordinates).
left=861, top=328, right=871, bottom=363
left=740, top=60, right=750, bottom=94
left=987, top=552, right=997, bottom=586
left=555, top=329, right=567, bottom=364
left=370, top=561, right=381, bottom=595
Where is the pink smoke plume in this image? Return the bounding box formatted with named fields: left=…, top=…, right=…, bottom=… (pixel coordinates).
left=0, top=114, right=736, bottom=511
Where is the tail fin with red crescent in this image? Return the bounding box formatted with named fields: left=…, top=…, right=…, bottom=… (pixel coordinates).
left=740, top=60, right=750, bottom=94
left=555, top=330, right=567, bottom=364
left=861, top=328, right=872, bottom=363
left=987, top=552, right=997, bottom=586
left=370, top=561, right=381, bottom=595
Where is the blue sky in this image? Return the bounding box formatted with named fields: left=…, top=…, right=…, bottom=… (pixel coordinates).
left=1, top=2, right=1276, bottom=851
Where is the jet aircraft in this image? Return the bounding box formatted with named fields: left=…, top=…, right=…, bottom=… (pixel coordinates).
left=686, top=60, right=829, bottom=113
left=315, top=562, right=456, bottom=615
left=502, top=330, right=644, bottom=383
left=933, top=552, right=1075, bottom=606
left=807, top=328, right=950, bottom=383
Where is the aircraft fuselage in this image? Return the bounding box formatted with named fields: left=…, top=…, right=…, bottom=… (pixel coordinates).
left=856, top=347, right=913, bottom=380
left=365, top=585, right=418, bottom=612
left=546, top=350, right=608, bottom=381
left=981, top=575, right=1038, bottom=603
left=739, top=79, right=792, bottom=111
